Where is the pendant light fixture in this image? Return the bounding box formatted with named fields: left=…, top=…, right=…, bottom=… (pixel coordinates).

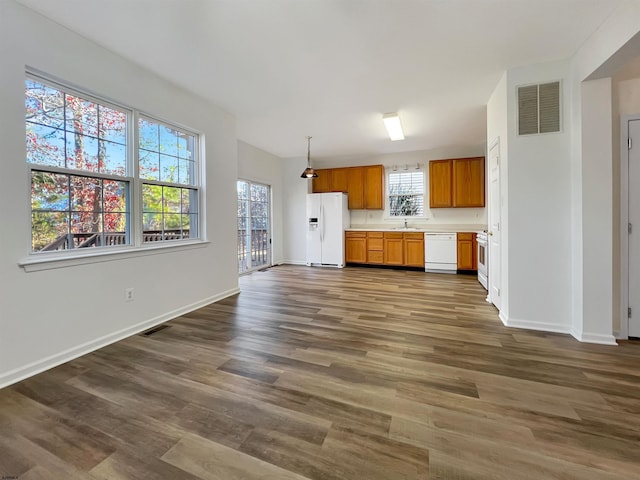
left=300, top=136, right=318, bottom=179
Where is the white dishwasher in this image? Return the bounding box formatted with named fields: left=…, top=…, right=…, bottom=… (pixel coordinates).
left=424, top=233, right=457, bottom=273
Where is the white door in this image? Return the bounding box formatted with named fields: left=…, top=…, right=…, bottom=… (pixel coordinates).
left=629, top=120, right=640, bottom=336
left=488, top=139, right=501, bottom=309
left=237, top=180, right=271, bottom=273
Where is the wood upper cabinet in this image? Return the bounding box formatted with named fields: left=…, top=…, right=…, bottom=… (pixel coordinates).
left=312, top=165, right=383, bottom=210
left=331, top=168, right=349, bottom=192
left=457, top=232, right=477, bottom=270
left=345, top=231, right=367, bottom=264
left=453, top=157, right=485, bottom=207
left=347, top=167, right=365, bottom=210
left=429, top=157, right=485, bottom=208
left=364, top=165, right=384, bottom=210
left=383, top=232, right=404, bottom=265
left=404, top=233, right=425, bottom=267
left=429, top=160, right=453, bottom=208
left=312, top=169, right=332, bottom=193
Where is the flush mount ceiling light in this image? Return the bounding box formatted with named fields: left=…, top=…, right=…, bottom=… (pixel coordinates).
left=383, top=113, right=405, bottom=141
left=300, top=136, right=318, bottom=179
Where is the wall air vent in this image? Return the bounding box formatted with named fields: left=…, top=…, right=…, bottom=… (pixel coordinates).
left=518, top=81, right=560, bottom=135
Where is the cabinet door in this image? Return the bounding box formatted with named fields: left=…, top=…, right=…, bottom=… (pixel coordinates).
left=383, top=233, right=404, bottom=265
left=453, top=157, right=485, bottom=207
left=331, top=168, right=349, bottom=192
left=312, top=169, right=332, bottom=193
left=456, top=232, right=477, bottom=270
left=404, top=234, right=425, bottom=267
left=345, top=233, right=367, bottom=263
left=429, top=160, right=452, bottom=208
left=364, top=165, right=384, bottom=209
left=347, top=167, right=365, bottom=209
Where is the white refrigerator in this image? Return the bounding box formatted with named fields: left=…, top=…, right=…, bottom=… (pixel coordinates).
left=306, top=192, right=350, bottom=267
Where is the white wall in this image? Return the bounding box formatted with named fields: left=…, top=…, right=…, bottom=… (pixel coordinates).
left=503, top=61, right=574, bottom=333
left=237, top=141, right=284, bottom=265
left=282, top=157, right=310, bottom=264
left=0, top=1, right=239, bottom=387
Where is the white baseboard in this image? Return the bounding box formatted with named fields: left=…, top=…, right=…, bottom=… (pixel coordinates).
left=500, top=313, right=572, bottom=335
left=282, top=260, right=307, bottom=266
left=0, top=287, right=240, bottom=389
left=571, top=329, right=618, bottom=345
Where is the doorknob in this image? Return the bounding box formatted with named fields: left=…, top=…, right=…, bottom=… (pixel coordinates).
left=487, top=231, right=493, bottom=236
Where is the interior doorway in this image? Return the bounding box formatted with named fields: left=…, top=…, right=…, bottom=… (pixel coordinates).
left=237, top=180, right=271, bottom=274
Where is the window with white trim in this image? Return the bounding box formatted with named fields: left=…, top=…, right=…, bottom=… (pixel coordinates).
left=25, top=73, right=200, bottom=253
left=387, top=168, right=425, bottom=217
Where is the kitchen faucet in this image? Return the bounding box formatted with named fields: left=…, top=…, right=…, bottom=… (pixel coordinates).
left=404, top=218, right=408, bottom=228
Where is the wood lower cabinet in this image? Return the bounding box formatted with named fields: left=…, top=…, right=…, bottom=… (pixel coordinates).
left=346, top=231, right=425, bottom=268
left=404, top=233, right=425, bottom=267
left=367, top=231, right=384, bottom=264
left=457, top=232, right=477, bottom=270
left=383, top=232, right=404, bottom=265
left=345, top=231, right=367, bottom=264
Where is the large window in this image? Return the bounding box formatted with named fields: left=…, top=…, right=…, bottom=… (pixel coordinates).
left=25, top=73, right=200, bottom=253
left=387, top=168, right=425, bottom=217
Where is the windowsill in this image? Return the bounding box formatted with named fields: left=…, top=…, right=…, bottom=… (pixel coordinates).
left=19, top=239, right=210, bottom=272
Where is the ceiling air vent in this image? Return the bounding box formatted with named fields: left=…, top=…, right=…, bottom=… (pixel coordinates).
left=518, top=81, right=560, bottom=135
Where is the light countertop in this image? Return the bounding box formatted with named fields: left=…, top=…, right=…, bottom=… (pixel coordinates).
left=346, top=224, right=487, bottom=233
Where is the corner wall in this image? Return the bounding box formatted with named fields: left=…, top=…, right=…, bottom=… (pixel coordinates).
left=0, top=1, right=239, bottom=387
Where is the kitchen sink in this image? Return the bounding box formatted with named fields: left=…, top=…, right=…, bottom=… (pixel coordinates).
left=393, top=227, right=420, bottom=230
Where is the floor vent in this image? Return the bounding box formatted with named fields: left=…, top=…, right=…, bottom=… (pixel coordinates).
left=140, top=324, right=171, bottom=336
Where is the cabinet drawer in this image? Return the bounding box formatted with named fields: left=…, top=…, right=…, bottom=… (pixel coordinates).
left=346, top=231, right=366, bottom=238
left=403, top=232, right=424, bottom=240
left=368, top=251, right=384, bottom=264
left=457, top=232, right=473, bottom=241
left=367, top=231, right=384, bottom=238
left=368, top=238, right=383, bottom=251
left=383, top=232, right=404, bottom=239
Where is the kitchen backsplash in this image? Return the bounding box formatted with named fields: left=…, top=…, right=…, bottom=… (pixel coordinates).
left=349, top=207, right=487, bottom=229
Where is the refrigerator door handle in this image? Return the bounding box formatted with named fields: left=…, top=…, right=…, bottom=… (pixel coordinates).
left=319, top=204, right=324, bottom=242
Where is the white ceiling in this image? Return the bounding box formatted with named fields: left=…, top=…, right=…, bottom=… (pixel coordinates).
left=17, top=0, right=626, bottom=160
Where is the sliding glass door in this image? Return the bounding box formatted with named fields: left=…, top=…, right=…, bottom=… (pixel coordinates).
left=237, top=180, right=271, bottom=273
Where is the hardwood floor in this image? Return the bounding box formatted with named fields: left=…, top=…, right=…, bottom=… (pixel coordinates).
left=2, top=265, right=640, bottom=479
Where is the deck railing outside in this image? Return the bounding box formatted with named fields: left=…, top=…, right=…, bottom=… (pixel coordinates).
left=238, top=228, right=269, bottom=273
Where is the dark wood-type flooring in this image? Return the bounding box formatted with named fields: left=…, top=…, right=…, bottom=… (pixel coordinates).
left=1, top=265, right=640, bottom=479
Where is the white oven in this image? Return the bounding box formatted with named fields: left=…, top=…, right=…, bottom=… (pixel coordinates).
left=477, top=231, right=488, bottom=290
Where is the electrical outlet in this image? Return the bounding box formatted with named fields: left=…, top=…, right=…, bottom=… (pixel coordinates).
left=125, top=287, right=134, bottom=302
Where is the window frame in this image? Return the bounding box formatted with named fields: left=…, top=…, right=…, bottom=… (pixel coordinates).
left=384, top=166, right=427, bottom=219
left=21, top=71, right=205, bottom=270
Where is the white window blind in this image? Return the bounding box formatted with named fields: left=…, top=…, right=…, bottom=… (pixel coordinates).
left=388, top=169, right=425, bottom=217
